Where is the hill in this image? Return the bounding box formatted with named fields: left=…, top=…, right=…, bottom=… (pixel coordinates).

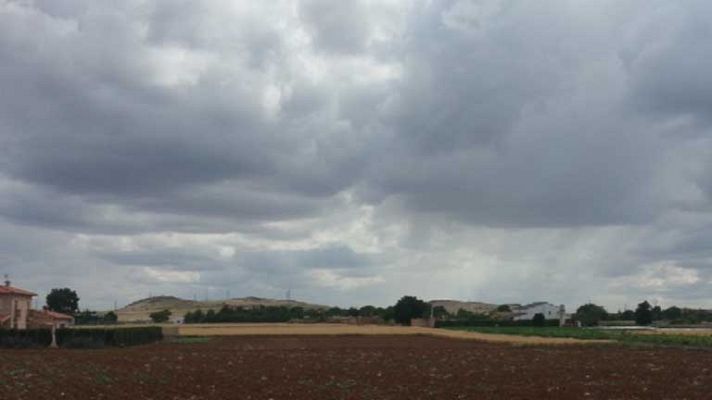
left=117, top=296, right=330, bottom=323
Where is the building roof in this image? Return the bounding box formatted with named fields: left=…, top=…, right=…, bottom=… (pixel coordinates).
left=42, top=310, right=74, bottom=321
left=0, top=313, right=9, bottom=324
left=0, top=285, right=37, bottom=297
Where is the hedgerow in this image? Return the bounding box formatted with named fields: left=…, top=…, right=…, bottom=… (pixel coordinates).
left=57, top=327, right=163, bottom=347
left=0, top=327, right=162, bottom=348
left=0, top=329, right=52, bottom=348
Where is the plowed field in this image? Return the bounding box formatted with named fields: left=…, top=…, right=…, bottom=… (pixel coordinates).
left=1, top=335, right=710, bottom=399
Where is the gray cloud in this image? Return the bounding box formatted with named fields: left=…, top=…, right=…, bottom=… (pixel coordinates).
left=1, top=0, right=712, bottom=310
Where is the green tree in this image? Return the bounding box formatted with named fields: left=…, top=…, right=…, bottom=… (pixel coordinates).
left=575, top=303, right=608, bottom=327
left=149, top=309, right=172, bottom=323
left=496, top=304, right=511, bottom=312
left=103, top=311, right=118, bottom=324
left=651, top=305, right=662, bottom=321
left=662, top=306, right=682, bottom=320
left=432, top=306, right=449, bottom=319
left=393, top=296, right=428, bottom=325
left=621, top=309, right=635, bottom=320
left=46, top=288, right=80, bottom=315
left=635, top=301, right=653, bottom=326
left=532, top=313, right=546, bottom=327
left=359, top=305, right=377, bottom=317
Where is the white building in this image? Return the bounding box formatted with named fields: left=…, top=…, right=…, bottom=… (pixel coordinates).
left=512, top=302, right=566, bottom=321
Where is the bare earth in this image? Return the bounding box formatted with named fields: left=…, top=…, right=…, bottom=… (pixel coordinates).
left=1, top=335, right=711, bottom=399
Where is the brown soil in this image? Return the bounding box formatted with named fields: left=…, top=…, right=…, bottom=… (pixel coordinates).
left=1, top=335, right=710, bottom=399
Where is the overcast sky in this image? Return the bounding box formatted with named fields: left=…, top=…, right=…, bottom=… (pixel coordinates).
left=2, top=0, right=712, bottom=311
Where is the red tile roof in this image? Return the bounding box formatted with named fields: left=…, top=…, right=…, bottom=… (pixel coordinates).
left=43, top=310, right=74, bottom=321
left=0, top=285, right=37, bottom=296
left=0, top=314, right=9, bottom=324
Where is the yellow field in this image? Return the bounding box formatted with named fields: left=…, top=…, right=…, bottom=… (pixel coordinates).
left=175, top=323, right=611, bottom=345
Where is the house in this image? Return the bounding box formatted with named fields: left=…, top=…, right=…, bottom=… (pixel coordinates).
left=0, top=278, right=74, bottom=330
left=512, top=302, right=568, bottom=323
left=0, top=278, right=36, bottom=330
left=28, top=308, right=75, bottom=329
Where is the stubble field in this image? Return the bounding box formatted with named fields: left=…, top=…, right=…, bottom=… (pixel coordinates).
left=173, top=323, right=609, bottom=345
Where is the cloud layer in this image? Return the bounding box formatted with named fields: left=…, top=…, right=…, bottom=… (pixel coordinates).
left=2, top=0, right=712, bottom=310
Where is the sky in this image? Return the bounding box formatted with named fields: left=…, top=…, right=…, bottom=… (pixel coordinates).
left=1, top=0, right=712, bottom=312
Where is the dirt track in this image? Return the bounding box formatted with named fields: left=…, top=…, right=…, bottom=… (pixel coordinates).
left=1, top=335, right=710, bottom=399
left=176, top=323, right=610, bottom=345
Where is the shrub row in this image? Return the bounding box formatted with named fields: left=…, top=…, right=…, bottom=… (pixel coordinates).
left=57, top=327, right=163, bottom=348
left=435, top=319, right=561, bottom=328
left=0, top=327, right=163, bottom=348
left=0, top=329, right=52, bottom=348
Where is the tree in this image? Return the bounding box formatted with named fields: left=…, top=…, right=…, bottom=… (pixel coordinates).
left=184, top=309, right=205, bottom=324
left=496, top=304, right=511, bottom=313
left=103, top=311, right=118, bottom=324
left=456, top=308, right=475, bottom=319
left=149, top=309, right=172, bottom=323
left=46, top=288, right=80, bottom=315
left=432, top=306, right=449, bottom=319
left=393, top=296, right=428, bottom=325
left=662, top=306, right=682, bottom=321
left=575, top=303, right=608, bottom=327
left=635, top=301, right=653, bottom=326
left=532, top=313, right=546, bottom=327
left=359, top=305, right=377, bottom=317
left=621, top=309, right=635, bottom=320
left=651, top=305, right=662, bottom=321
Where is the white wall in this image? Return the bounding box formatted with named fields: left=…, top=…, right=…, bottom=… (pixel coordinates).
left=513, top=303, right=561, bottom=321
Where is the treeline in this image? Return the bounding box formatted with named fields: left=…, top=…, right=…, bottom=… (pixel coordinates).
left=183, top=305, right=397, bottom=324
left=575, top=300, right=712, bottom=326
left=180, top=296, right=516, bottom=326
left=74, top=310, right=118, bottom=325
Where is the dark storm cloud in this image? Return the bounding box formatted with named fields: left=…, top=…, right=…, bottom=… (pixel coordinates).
left=2, top=0, right=712, bottom=309
left=622, top=1, right=712, bottom=124
left=356, top=1, right=669, bottom=227
left=0, top=0, right=356, bottom=230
